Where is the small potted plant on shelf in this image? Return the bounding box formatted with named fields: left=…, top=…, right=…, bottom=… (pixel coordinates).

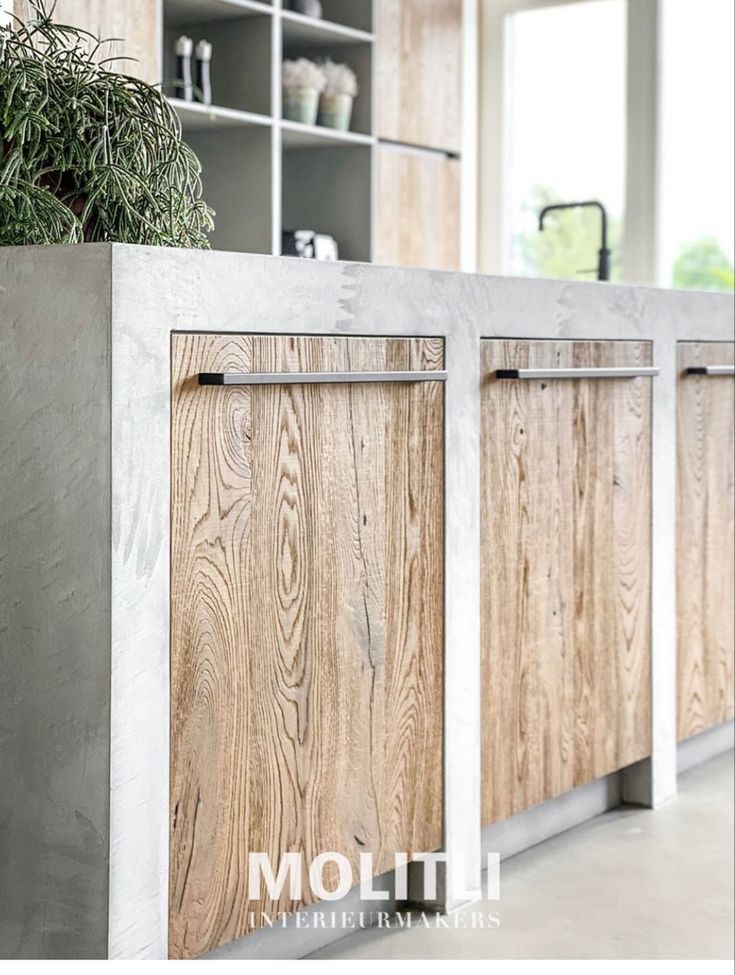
left=0, top=0, right=213, bottom=247
left=318, top=59, right=358, bottom=132
left=282, top=58, right=325, bottom=127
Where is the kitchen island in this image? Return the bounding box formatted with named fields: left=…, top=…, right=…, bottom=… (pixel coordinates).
left=1, top=244, right=733, bottom=959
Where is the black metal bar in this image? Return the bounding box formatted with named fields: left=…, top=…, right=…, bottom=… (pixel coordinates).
left=686, top=366, right=735, bottom=376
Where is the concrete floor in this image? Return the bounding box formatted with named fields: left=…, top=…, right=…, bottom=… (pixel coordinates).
left=309, top=751, right=735, bottom=960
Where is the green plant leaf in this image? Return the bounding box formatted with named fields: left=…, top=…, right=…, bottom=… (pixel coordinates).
left=0, top=0, right=214, bottom=247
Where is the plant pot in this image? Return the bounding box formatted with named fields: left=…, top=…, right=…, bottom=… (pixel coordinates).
left=288, top=0, right=323, bottom=16
left=318, top=93, right=354, bottom=132
left=282, top=86, right=320, bottom=126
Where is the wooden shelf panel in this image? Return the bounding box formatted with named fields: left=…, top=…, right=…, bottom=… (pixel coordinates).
left=376, top=144, right=460, bottom=271
left=164, top=0, right=272, bottom=27
left=377, top=0, right=462, bottom=154
left=172, top=98, right=273, bottom=132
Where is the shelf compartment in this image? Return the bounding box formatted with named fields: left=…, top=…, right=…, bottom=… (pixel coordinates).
left=163, top=12, right=272, bottom=116
left=280, top=118, right=374, bottom=148
left=164, top=0, right=272, bottom=28
left=172, top=99, right=273, bottom=132
left=294, top=0, right=373, bottom=33
left=281, top=41, right=373, bottom=137
left=189, top=126, right=273, bottom=254
left=280, top=9, right=373, bottom=47
left=282, top=144, right=373, bottom=262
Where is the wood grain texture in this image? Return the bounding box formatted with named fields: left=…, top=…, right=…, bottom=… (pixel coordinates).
left=481, top=340, right=652, bottom=825
left=170, top=334, right=444, bottom=959
left=14, top=0, right=160, bottom=83
left=677, top=342, right=735, bottom=740
left=377, top=0, right=463, bottom=152
left=376, top=146, right=461, bottom=272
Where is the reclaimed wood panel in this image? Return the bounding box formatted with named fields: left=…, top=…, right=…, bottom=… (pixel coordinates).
left=14, top=0, right=160, bottom=83
left=376, top=146, right=461, bottom=272
left=481, top=340, right=652, bottom=825
left=378, top=0, right=463, bottom=152
left=170, top=333, right=444, bottom=959
left=677, top=342, right=735, bottom=740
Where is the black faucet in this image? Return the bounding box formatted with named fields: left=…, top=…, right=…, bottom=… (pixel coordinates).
left=538, top=200, right=611, bottom=282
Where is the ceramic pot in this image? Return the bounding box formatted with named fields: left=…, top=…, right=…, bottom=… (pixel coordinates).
left=318, top=93, right=353, bottom=131
left=282, top=86, right=320, bottom=126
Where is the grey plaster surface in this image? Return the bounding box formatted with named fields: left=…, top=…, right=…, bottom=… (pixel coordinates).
left=0, top=246, right=112, bottom=958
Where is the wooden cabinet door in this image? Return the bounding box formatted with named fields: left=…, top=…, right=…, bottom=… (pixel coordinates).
left=170, top=334, right=444, bottom=959
left=677, top=342, right=735, bottom=740
left=377, top=0, right=463, bottom=153
left=14, top=1, right=160, bottom=83
left=481, top=340, right=652, bottom=825
left=376, top=146, right=460, bottom=271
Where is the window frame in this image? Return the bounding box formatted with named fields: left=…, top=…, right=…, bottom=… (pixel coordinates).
left=478, top=0, right=660, bottom=284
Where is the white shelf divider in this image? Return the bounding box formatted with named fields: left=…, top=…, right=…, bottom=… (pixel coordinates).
left=280, top=9, right=374, bottom=48
left=164, top=0, right=273, bottom=28
left=171, top=98, right=273, bottom=132
left=280, top=118, right=375, bottom=149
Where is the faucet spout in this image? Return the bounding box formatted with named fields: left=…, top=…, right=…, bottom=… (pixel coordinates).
left=538, top=200, right=611, bottom=282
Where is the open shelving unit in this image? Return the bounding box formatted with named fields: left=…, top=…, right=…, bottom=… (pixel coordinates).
left=160, top=0, right=375, bottom=261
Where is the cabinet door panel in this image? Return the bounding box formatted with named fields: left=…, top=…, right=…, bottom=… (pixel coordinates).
left=378, top=0, right=462, bottom=152
left=481, top=340, right=652, bottom=825
left=170, top=334, right=444, bottom=959
left=376, top=146, right=460, bottom=271
left=15, top=1, right=159, bottom=83
left=677, top=342, right=735, bottom=740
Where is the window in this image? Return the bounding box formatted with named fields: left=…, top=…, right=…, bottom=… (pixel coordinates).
left=658, top=0, right=734, bottom=291
left=480, top=0, right=735, bottom=288
left=503, top=0, right=627, bottom=281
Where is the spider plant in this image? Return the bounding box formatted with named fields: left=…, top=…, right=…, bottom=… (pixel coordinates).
left=0, top=0, right=214, bottom=247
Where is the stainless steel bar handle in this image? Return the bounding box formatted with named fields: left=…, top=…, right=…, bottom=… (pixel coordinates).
left=685, top=365, right=735, bottom=377
left=495, top=366, right=660, bottom=380
left=199, top=370, right=448, bottom=386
